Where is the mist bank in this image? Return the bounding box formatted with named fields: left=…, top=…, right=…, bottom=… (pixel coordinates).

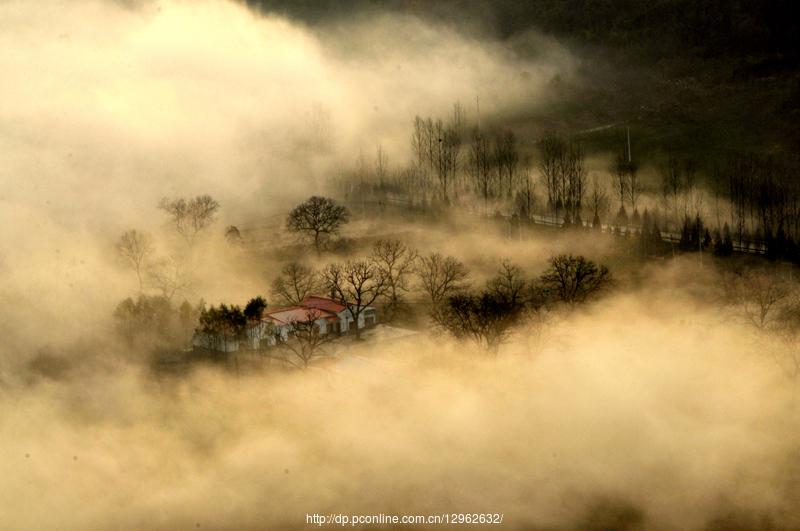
left=3, top=279, right=799, bottom=530
left=3, top=2, right=800, bottom=530
left=0, top=0, right=575, bottom=362
left=0, top=0, right=573, bottom=224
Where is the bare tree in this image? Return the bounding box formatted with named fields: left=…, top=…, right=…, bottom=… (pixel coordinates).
left=515, top=166, right=536, bottom=221
left=432, top=119, right=446, bottom=199
left=437, top=125, right=461, bottom=203
left=487, top=259, right=527, bottom=305
left=506, top=133, right=520, bottom=197
left=375, top=144, right=389, bottom=187
left=723, top=267, right=792, bottom=330
left=451, top=101, right=466, bottom=140
left=495, top=130, right=519, bottom=198
left=613, top=151, right=629, bottom=210
left=540, top=133, right=565, bottom=216
left=588, top=175, right=610, bottom=226
left=539, top=254, right=612, bottom=305
left=469, top=128, right=492, bottom=211
left=148, top=255, right=193, bottom=300
left=321, top=259, right=387, bottom=339
left=117, top=229, right=153, bottom=292
left=411, top=115, right=428, bottom=169
left=434, top=291, right=524, bottom=353
left=271, top=261, right=320, bottom=306
left=270, top=309, right=333, bottom=368
left=413, top=110, right=465, bottom=203
left=774, top=304, right=800, bottom=392
left=416, top=253, right=469, bottom=305
left=158, top=195, right=220, bottom=245
left=724, top=268, right=800, bottom=395
left=661, top=153, right=683, bottom=226
left=286, top=196, right=350, bottom=252
left=371, top=239, right=418, bottom=321
left=710, top=167, right=725, bottom=231
left=564, top=142, right=587, bottom=223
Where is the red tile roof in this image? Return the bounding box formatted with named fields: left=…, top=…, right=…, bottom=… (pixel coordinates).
left=264, top=306, right=338, bottom=325
left=301, top=295, right=347, bottom=314
left=262, top=296, right=352, bottom=325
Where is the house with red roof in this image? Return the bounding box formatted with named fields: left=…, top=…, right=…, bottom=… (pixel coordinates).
left=262, top=295, right=377, bottom=346
left=193, top=295, right=378, bottom=352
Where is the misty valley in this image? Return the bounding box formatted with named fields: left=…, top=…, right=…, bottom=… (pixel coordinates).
left=2, top=1, right=800, bottom=530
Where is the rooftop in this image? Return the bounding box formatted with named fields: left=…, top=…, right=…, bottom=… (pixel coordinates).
left=301, top=295, right=347, bottom=314
left=264, top=306, right=337, bottom=324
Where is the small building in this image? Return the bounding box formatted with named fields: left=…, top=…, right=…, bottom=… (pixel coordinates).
left=263, top=305, right=339, bottom=345
left=193, top=295, right=377, bottom=353
left=263, top=295, right=377, bottom=345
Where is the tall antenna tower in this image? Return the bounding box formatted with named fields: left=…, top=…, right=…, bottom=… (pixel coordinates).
left=626, top=126, right=632, bottom=163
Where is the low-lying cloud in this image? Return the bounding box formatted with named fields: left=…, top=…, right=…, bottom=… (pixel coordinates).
left=3, top=279, right=799, bottom=530
left=0, top=0, right=574, bottom=355
left=3, top=3, right=797, bottom=530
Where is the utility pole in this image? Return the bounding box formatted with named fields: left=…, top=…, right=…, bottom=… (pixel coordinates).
left=438, top=136, right=444, bottom=203
left=626, top=126, right=632, bottom=163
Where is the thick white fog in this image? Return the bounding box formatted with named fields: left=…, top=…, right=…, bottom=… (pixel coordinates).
left=1, top=2, right=799, bottom=530
left=0, top=0, right=573, bottom=353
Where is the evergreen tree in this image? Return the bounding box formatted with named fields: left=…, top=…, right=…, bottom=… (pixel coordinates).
left=650, top=220, right=664, bottom=253
left=787, top=236, right=800, bottom=264
left=702, top=229, right=712, bottom=251
left=690, top=214, right=703, bottom=250
left=770, top=223, right=787, bottom=260
left=244, top=296, right=267, bottom=321
left=198, top=304, right=247, bottom=352
left=679, top=217, right=692, bottom=251
left=641, top=208, right=651, bottom=232
left=631, top=207, right=641, bottom=228
left=614, top=205, right=629, bottom=228
left=720, top=223, right=734, bottom=256
left=713, top=229, right=723, bottom=256
left=637, top=209, right=653, bottom=257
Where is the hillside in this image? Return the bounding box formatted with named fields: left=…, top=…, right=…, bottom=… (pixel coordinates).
left=243, top=0, right=800, bottom=163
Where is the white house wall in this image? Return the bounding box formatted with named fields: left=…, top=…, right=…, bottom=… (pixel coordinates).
left=337, top=309, right=375, bottom=332
left=262, top=305, right=376, bottom=346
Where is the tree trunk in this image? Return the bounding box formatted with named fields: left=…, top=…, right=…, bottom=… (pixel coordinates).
left=351, top=309, right=362, bottom=339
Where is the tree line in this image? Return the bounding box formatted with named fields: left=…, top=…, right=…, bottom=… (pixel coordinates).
left=116, top=196, right=614, bottom=366
left=335, top=107, right=800, bottom=264
left=265, top=232, right=613, bottom=354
